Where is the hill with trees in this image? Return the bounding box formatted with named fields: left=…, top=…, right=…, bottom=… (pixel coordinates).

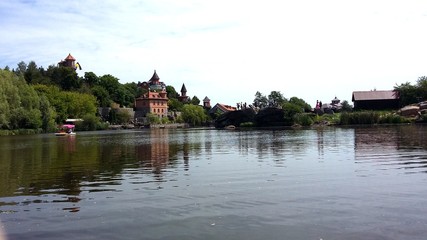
left=0, top=61, right=208, bottom=134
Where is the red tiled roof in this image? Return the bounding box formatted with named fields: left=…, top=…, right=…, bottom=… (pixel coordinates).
left=64, top=53, right=75, bottom=61
left=352, top=90, right=398, bottom=101
left=217, top=103, right=236, bottom=112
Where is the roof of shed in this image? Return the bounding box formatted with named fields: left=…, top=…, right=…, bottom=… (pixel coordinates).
left=352, top=90, right=398, bottom=101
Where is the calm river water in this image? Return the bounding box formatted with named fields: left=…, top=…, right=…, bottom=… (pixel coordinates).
left=1, top=125, right=427, bottom=240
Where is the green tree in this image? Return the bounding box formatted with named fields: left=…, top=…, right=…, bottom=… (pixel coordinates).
left=268, top=91, right=287, bottom=107
left=181, top=104, right=207, bottom=126
left=191, top=96, right=200, bottom=105
left=24, top=61, right=43, bottom=84
left=39, top=95, right=57, bottom=132
left=78, top=114, right=100, bottom=131
left=34, top=85, right=97, bottom=123
left=91, top=85, right=111, bottom=107
left=146, top=113, right=161, bottom=124
left=394, top=82, right=418, bottom=107
left=98, top=74, right=134, bottom=107
left=282, top=102, right=304, bottom=125
left=14, top=61, right=27, bottom=77
left=115, top=110, right=132, bottom=124
left=83, top=72, right=99, bottom=87
left=341, top=100, right=353, bottom=112
left=117, top=85, right=135, bottom=107
left=416, top=76, right=427, bottom=100
left=253, top=91, right=268, bottom=108
left=168, top=98, right=184, bottom=111
left=63, top=91, right=97, bottom=119
left=34, top=85, right=67, bottom=122
left=289, top=96, right=311, bottom=112
left=124, top=82, right=142, bottom=98
left=5, top=71, right=43, bottom=129
left=50, top=66, right=81, bottom=90
left=0, top=69, right=19, bottom=128
left=99, top=74, right=120, bottom=95
left=166, top=85, right=179, bottom=99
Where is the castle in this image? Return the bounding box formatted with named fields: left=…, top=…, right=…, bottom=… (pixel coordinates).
left=134, top=70, right=210, bottom=120
left=58, top=53, right=82, bottom=70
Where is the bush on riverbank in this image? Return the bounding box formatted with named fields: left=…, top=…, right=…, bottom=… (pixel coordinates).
left=293, top=113, right=314, bottom=126
left=0, top=129, right=43, bottom=136
left=379, top=113, right=411, bottom=124
left=419, top=113, right=427, bottom=123
left=339, top=111, right=411, bottom=125
left=240, top=122, right=255, bottom=127
left=340, top=111, right=380, bottom=125
left=75, top=114, right=109, bottom=131
left=314, top=113, right=341, bottom=125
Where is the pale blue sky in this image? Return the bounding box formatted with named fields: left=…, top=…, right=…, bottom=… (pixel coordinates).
left=1, top=0, right=427, bottom=107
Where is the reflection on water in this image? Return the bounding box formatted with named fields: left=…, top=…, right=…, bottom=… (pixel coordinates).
left=1, top=126, right=427, bottom=239
left=354, top=125, right=427, bottom=175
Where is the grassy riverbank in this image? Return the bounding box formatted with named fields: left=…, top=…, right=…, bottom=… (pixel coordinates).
left=293, top=111, right=415, bottom=127
left=0, top=129, right=44, bottom=136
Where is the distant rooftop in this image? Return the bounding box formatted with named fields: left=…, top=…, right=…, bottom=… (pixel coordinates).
left=352, top=90, right=398, bottom=101
left=64, top=53, right=75, bottom=61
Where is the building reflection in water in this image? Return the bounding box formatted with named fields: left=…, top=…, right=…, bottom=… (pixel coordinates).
left=353, top=125, right=427, bottom=174
left=58, top=135, right=76, bottom=153
left=182, top=130, right=190, bottom=171
left=354, top=127, right=399, bottom=155
left=136, top=129, right=170, bottom=179
left=316, top=128, right=324, bottom=158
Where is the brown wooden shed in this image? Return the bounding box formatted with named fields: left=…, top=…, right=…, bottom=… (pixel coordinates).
left=352, top=90, right=399, bottom=110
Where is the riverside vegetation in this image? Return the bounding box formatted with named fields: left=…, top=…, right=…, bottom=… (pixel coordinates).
left=0, top=62, right=209, bottom=135
left=1, top=61, right=427, bottom=135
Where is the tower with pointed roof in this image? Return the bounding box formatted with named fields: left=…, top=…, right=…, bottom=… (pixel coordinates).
left=58, top=53, right=76, bottom=68
left=135, top=70, right=168, bottom=118
left=331, top=96, right=340, bottom=105
left=203, top=96, right=211, bottom=109
left=178, top=83, right=189, bottom=103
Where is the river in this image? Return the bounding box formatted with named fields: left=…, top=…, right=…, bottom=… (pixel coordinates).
left=1, top=125, right=427, bottom=239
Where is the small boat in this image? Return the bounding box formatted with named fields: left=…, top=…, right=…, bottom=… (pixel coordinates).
left=224, top=125, right=236, bottom=130
left=55, top=124, right=76, bottom=136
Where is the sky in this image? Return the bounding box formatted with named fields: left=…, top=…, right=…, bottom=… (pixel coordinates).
left=1, top=0, right=427, bottom=107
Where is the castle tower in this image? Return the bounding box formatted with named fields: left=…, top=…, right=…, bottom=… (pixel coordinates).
left=180, top=84, right=187, bottom=97
left=203, top=96, right=211, bottom=109
left=178, top=83, right=189, bottom=102
left=58, top=53, right=76, bottom=68
left=135, top=70, right=168, bottom=118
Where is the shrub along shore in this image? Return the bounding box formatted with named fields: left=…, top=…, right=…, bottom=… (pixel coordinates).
left=219, top=108, right=423, bottom=130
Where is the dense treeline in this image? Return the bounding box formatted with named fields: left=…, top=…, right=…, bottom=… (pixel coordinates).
left=394, top=76, right=427, bottom=107
left=12, top=60, right=141, bottom=108
left=0, top=68, right=99, bottom=132
left=6, top=59, right=424, bottom=132
left=1, top=60, right=143, bottom=132
left=1, top=61, right=209, bottom=132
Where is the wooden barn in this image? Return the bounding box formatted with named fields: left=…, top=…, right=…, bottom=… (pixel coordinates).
left=352, top=90, right=399, bottom=110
